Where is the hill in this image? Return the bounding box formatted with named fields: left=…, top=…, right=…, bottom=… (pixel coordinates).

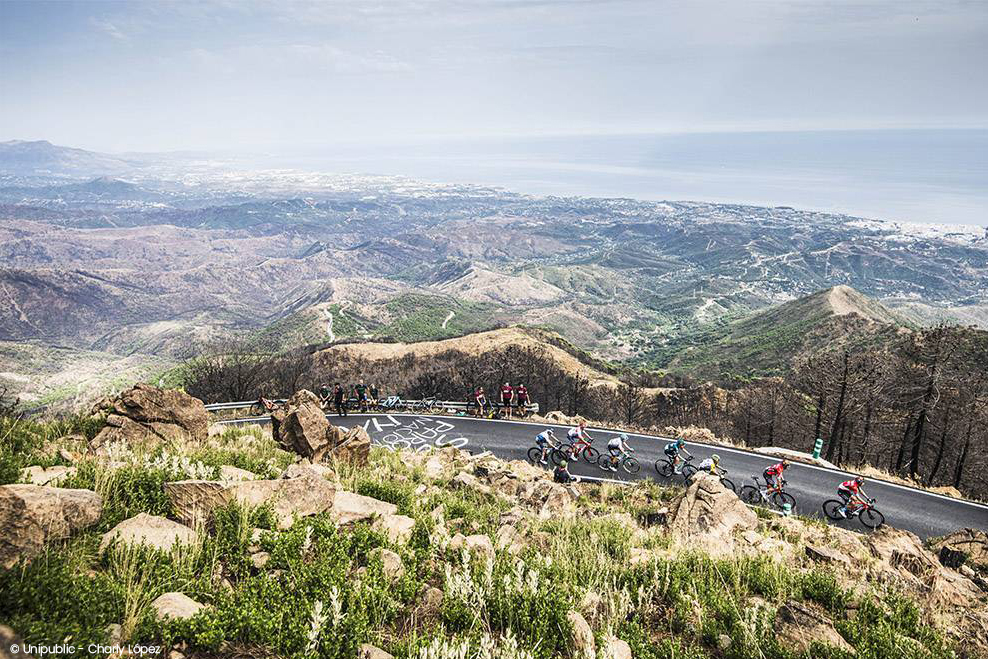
left=0, top=140, right=134, bottom=178
left=662, top=286, right=908, bottom=379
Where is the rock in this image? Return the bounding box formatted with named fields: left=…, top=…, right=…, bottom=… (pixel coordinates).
left=151, top=592, right=205, bottom=621
left=667, top=473, right=756, bottom=558
left=629, top=547, right=653, bottom=566
left=580, top=591, right=603, bottom=622
left=59, top=447, right=82, bottom=463
left=960, top=564, right=977, bottom=579
left=1, top=624, right=32, bottom=659
left=101, top=513, right=198, bottom=554
left=777, top=601, right=853, bottom=653
left=369, top=547, right=405, bottom=579
left=495, top=524, right=524, bottom=554
left=451, top=471, right=492, bottom=496
left=91, top=384, right=208, bottom=448
left=207, top=423, right=227, bottom=437
left=248, top=527, right=267, bottom=553
left=805, top=544, right=850, bottom=566
left=273, top=390, right=370, bottom=466
left=600, top=636, right=631, bottom=659
left=20, top=465, right=77, bottom=486
left=218, top=465, right=256, bottom=481
left=424, top=456, right=452, bottom=480
left=930, top=528, right=988, bottom=569
left=466, top=534, right=495, bottom=557
left=566, top=610, right=596, bottom=658
left=359, top=644, right=394, bottom=659
left=168, top=651, right=185, bottom=659
left=0, top=484, right=102, bottom=568
left=332, top=491, right=398, bottom=525
left=281, top=462, right=335, bottom=481
left=164, top=471, right=336, bottom=530
left=416, top=586, right=444, bottom=619
left=331, top=426, right=371, bottom=467
left=716, top=634, right=732, bottom=651
left=938, top=545, right=967, bottom=569
left=374, top=514, right=416, bottom=545
left=250, top=551, right=270, bottom=569
left=545, top=411, right=585, bottom=426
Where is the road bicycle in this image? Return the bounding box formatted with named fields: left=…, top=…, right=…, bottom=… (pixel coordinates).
left=377, top=395, right=405, bottom=412
left=739, top=476, right=796, bottom=510
left=248, top=397, right=284, bottom=417
left=683, top=465, right=736, bottom=494
left=654, top=454, right=694, bottom=479
left=528, top=442, right=562, bottom=466
left=822, top=497, right=885, bottom=530
left=597, top=450, right=641, bottom=474
left=549, top=440, right=600, bottom=466
left=410, top=396, right=441, bottom=414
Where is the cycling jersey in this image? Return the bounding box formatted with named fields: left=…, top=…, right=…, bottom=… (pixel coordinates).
left=839, top=479, right=860, bottom=493
left=500, top=385, right=513, bottom=402
left=516, top=386, right=529, bottom=401
left=697, top=458, right=718, bottom=473
left=764, top=462, right=786, bottom=476
left=569, top=427, right=588, bottom=441
left=607, top=437, right=622, bottom=450
left=536, top=431, right=553, bottom=445
left=664, top=442, right=681, bottom=455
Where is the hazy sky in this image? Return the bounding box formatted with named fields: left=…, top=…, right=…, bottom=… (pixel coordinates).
left=2, top=0, right=987, bottom=152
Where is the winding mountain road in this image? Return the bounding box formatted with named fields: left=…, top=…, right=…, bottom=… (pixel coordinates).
left=223, top=412, right=988, bottom=540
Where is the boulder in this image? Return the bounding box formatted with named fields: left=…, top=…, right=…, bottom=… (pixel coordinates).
left=930, top=528, right=988, bottom=569
left=805, top=544, right=850, bottom=566
left=0, top=484, right=102, bottom=568
left=374, top=514, right=416, bottom=545
left=100, top=513, right=198, bottom=554
left=19, top=465, right=77, bottom=486
left=777, top=601, right=853, bottom=654
left=218, top=465, right=256, bottom=481
left=451, top=471, right=492, bottom=496
left=1, top=624, right=31, bottom=659
left=151, top=592, right=205, bottom=621
left=359, top=644, right=394, bottom=659
left=250, top=551, right=271, bottom=569
left=450, top=533, right=495, bottom=558
left=369, top=547, right=405, bottom=579
left=416, top=586, right=444, bottom=619
left=332, top=491, right=397, bottom=525
left=281, top=461, right=335, bottom=481
left=545, top=411, right=585, bottom=426
left=330, top=426, right=371, bottom=467
left=600, top=636, right=632, bottom=659
left=566, top=610, right=596, bottom=658
left=667, top=473, right=756, bottom=557
left=495, top=524, right=525, bottom=555
left=275, top=390, right=332, bottom=459
left=91, top=384, right=208, bottom=448
left=165, top=472, right=336, bottom=530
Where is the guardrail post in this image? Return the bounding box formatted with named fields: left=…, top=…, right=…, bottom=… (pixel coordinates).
left=812, top=437, right=823, bottom=460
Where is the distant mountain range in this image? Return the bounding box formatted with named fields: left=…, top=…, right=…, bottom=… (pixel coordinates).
left=1, top=140, right=986, bottom=409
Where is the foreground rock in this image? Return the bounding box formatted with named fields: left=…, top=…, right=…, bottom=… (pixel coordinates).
left=777, top=601, right=853, bottom=653
left=332, top=491, right=397, bottom=525
left=667, top=473, right=756, bottom=557
left=0, top=484, right=102, bottom=568
left=101, top=513, right=198, bottom=553
left=19, top=465, right=77, bottom=486
left=91, top=384, right=209, bottom=449
left=165, top=471, right=336, bottom=530
left=151, top=592, right=205, bottom=621
left=1, top=624, right=31, bottom=659
left=271, top=390, right=370, bottom=466
left=930, top=528, right=988, bottom=569
left=566, top=610, right=595, bottom=658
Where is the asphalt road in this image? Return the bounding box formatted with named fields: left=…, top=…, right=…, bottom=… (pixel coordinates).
left=225, top=412, right=988, bottom=540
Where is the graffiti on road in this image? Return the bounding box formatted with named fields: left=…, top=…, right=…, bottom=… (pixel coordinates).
left=362, top=415, right=469, bottom=452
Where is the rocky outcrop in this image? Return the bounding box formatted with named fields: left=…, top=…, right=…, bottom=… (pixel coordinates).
left=151, top=592, right=205, bottom=621
left=777, top=601, right=853, bottom=653
left=359, top=644, right=394, bottom=659
left=668, top=473, right=756, bottom=557
left=373, top=514, right=416, bottom=545
left=566, top=610, right=595, bottom=658
left=930, top=528, right=988, bottom=569
left=100, top=513, right=198, bottom=553
left=218, top=465, right=256, bottom=481
left=19, top=465, right=76, bottom=486
left=91, top=384, right=208, bottom=449
left=164, top=472, right=336, bottom=530
left=369, top=547, right=405, bottom=579
left=272, top=390, right=370, bottom=466
left=0, top=484, right=102, bottom=568
left=332, top=491, right=397, bottom=525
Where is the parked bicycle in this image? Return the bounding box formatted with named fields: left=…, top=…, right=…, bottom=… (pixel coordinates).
left=822, top=497, right=885, bottom=529
left=248, top=396, right=283, bottom=417
left=655, top=454, right=695, bottom=479
left=739, top=475, right=796, bottom=510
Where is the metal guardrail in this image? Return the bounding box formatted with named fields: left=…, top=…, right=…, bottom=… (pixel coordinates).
left=204, top=398, right=539, bottom=414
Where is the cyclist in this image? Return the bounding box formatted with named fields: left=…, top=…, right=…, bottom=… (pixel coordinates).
left=473, top=386, right=488, bottom=417
left=567, top=422, right=594, bottom=460
left=535, top=428, right=558, bottom=464
left=836, top=476, right=870, bottom=518
left=553, top=460, right=576, bottom=484
left=763, top=459, right=789, bottom=492
left=663, top=437, right=692, bottom=474
left=500, top=382, right=514, bottom=418
left=515, top=383, right=529, bottom=417
left=355, top=382, right=369, bottom=412
left=605, top=433, right=633, bottom=471
left=695, top=453, right=723, bottom=476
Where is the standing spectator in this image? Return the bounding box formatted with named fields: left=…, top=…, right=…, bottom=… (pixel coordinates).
left=515, top=383, right=529, bottom=417
left=500, top=382, right=514, bottom=418
left=355, top=381, right=369, bottom=412
left=318, top=383, right=332, bottom=409
left=369, top=383, right=380, bottom=407
left=333, top=383, right=347, bottom=417
left=473, top=386, right=487, bottom=417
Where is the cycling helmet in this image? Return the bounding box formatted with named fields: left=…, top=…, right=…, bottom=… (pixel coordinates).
left=855, top=476, right=864, bottom=484
left=711, top=454, right=720, bottom=462
left=619, top=433, right=629, bottom=441
left=782, top=459, right=790, bottom=467
left=676, top=438, right=685, bottom=446
left=579, top=421, right=586, bottom=428
left=559, top=460, right=568, bottom=468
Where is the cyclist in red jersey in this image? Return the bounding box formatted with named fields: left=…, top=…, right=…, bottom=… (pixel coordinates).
left=473, top=386, right=487, bottom=417
left=763, top=459, right=789, bottom=492
left=837, top=476, right=869, bottom=518
left=500, top=382, right=514, bottom=418
left=515, top=383, right=529, bottom=417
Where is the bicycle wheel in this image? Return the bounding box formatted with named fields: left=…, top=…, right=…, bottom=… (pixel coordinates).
left=860, top=507, right=885, bottom=530
left=550, top=448, right=568, bottom=467
left=622, top=457, right=641, bottom=474
left=582, top=446, right=600, bottom=464
left=682, top=464, right=698, bottom=480
left=248, top=403, right=264, bottom=417
left=739, top=485, right=762, bottom=505
left=822, top=499, right=844, bottom=521
left=655, top=459, right=673, bottom=478
left=528, top=447, right=545, bottom=464
left=720, top=477, right=736, bottom=494
left=596, top=453, right=612, bottom=470
left=772, top=491, right=796, bottom=511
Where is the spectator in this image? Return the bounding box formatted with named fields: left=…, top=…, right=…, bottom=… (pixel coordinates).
left=473, top=386, right=487, bottom=417
left=515, top=383, right=529, bottom=417
left=500, top=382, right=514, bottom=418
left=355, top=381, right=369, bottom=412
left=333, top=383, right=347, bottom=417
